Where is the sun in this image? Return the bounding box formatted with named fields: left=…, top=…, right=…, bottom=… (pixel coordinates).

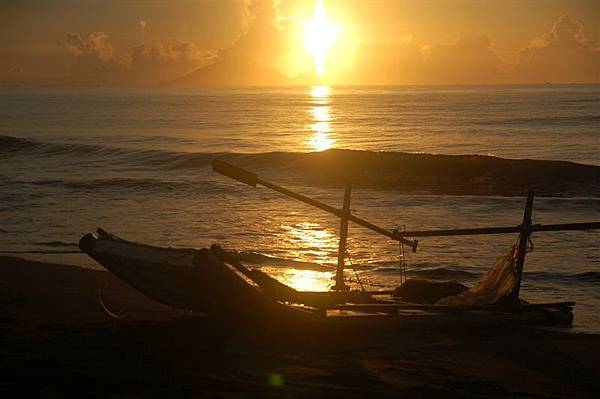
left=303, top=0, right=340, bottom=77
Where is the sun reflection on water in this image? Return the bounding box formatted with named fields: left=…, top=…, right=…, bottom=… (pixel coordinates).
left=307, top=85, right=335, bottom=151
left=311, top=85, right=330, bottom=98
left=270, top=221, right=337, bottom=291
left=284, top=269, right=334, bottom=292
left=281, top=222, right=337, bottom=264
left=310, top=106, right=330, bottom=122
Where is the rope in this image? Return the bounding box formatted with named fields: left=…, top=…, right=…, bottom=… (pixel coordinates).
left=345, top=249, right=366, bottom=291
left=97, top=275, right=126, bottom=320
left=526, top=236, right=535, bottom=253
left=397, top=225, right=408, bottom=285
left=345, top=276, right=389, bottom=288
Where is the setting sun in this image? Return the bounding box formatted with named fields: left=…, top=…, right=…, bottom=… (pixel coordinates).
left=303, top=0, right=340, bottom=77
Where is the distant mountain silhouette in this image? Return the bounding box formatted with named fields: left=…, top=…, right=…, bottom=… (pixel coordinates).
left=169, top=56, right=289, bottom=87
left=291, top=69, right=323, bottom=86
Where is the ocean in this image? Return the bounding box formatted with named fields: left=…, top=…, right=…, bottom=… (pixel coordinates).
left=1, top=84, right=598, bottom=332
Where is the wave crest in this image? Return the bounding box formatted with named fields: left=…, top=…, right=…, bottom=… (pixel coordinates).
left=2, top=135, right=599, bottom=196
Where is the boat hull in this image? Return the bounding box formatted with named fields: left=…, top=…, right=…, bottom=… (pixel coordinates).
left=79, top=230, right=308, bottom=320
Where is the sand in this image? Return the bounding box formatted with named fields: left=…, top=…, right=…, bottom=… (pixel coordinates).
left=1, top=255, right=599, bottom=398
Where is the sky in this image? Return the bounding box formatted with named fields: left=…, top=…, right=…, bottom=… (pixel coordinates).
left=1, top=0, right=598, bottom=86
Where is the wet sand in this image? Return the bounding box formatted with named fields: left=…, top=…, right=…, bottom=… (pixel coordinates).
left=1, top=255, right=599, bottom=398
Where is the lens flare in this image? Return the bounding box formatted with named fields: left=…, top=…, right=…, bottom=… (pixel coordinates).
left=303, top=0, right=340, bottom=77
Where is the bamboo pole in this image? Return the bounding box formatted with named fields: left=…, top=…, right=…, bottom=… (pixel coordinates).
left=510, top=189, right=535, bottom=301
left=392, top=222, right=600, bottom=238
left=335, top=182, right=352, bottom=291
left=533, top=222, right=600, bottom=232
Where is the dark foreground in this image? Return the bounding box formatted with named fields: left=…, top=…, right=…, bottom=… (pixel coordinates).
left=1, top=256, right=599, bottom=398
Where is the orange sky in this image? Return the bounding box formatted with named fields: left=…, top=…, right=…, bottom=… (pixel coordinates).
left=1, top=0, right=598, bottom=86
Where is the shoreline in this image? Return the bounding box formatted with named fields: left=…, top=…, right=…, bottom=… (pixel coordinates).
left=1, top=255, right=599, bottom=397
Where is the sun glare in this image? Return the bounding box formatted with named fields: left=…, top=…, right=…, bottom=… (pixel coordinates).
left=303, top=0, right=340, bottom=77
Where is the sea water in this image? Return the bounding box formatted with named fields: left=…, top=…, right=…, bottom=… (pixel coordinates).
left=1, top=85, right=598, bottom=331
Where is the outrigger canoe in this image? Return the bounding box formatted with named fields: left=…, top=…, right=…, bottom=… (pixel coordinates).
left=79, top=229, right=576, bottom=329
left=78, top=160, right=599, bottom=329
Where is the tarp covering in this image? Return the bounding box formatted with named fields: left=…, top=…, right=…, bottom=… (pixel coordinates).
left=437, top=244, right=519, bottom=306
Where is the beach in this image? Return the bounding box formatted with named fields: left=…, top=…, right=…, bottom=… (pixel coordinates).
left=1, top=255, right=599, bottom=398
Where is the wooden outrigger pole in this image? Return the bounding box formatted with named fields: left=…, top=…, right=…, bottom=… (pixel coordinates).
left=213, top=160, right=600, bottom=296
left=213, top=160, right=418, bottom=292
left=212, top=160, right=419, bottom=252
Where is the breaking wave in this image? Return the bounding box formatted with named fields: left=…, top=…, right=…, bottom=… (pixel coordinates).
left=2, top=135, right=599, bottom=196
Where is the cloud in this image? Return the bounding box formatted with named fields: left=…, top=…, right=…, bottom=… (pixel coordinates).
left=342, top=36, right=503, bottom=85
left=219, top=0, right=288, bottom=63
left=58, top=32, right=129, bottom=84
left=129, top=41, right=216, bottom=84
left=56, top=2, right=288, bottom=85
left=58, top=30, right=217, bottom=84
left=59, top=32, right=116, bottom=63
left=344, top=41, right=424, bottom=85
left=340, top=14, right=597, bottom=85
left=515, top=15, right=599, bottom=83
left=423, top=36, right=503, bottom=84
